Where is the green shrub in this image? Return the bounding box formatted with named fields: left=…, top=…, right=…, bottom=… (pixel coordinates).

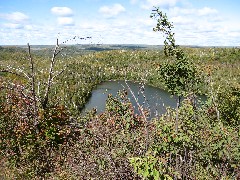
left=217, top=83, right=240, bottom=126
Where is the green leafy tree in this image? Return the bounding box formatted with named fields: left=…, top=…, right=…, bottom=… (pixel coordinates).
left=150, top=7, right=203, bottom=100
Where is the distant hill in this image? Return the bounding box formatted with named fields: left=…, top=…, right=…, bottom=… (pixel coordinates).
left=1, top=44, right=238, bottom=57
left=0, top=44, right=164, bottom=57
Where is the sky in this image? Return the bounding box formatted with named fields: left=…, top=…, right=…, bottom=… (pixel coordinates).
left=0, top=0, right=240, bottom=46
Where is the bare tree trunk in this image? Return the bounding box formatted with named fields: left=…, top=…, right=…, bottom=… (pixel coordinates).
left=42, top=39, right=60, bottom=109
left=175, top=96, right=181, bottom=133
left=174, top=96, right=181, bottom=179
left=27, top=43, right=38, bottom=127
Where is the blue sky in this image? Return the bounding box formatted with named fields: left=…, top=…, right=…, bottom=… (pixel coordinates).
left=0, top=0, right=240, bottom=46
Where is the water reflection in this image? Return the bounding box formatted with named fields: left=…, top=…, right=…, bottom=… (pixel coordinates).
left=82, top=80, right=180, bottom=118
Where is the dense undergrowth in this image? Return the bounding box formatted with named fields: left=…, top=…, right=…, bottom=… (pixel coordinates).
left=1, top=43, right=239, bottom=179
left=0, top=9, right=240, bottom=179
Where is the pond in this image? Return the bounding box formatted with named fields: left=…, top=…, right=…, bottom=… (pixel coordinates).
left=82, top=80, right=205, bottom=119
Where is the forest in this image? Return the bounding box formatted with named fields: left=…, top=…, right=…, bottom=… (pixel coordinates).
left=0, top=8, right=239, bottom=179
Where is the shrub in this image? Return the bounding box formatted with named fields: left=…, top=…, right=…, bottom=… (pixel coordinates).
left=217, top=83, right=240, bottom=126
left=0, top=80, right=79, bottom=178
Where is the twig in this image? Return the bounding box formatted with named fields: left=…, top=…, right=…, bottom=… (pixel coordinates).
left=27, top=43, right=39, bottom=128
left=208, top=75, right=220, bottom=122
left=175, top=96, right=181, bottom=134
left=0, top=69, right=30, bottom=80
left=52, top=65, right=68, bottom=81
left=124, top=81, right=149, bottom=152
left=42, top=39, right=63, bottom=109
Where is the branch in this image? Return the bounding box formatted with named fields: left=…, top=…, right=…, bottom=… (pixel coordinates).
left=124, top=81, right=148, bottom=121
left=0, top=69, right=23, bottom=77
left=42, top=39, right=64, bottom=109
left=27, top=43, right=38, bottom=122
left=0, top=68, right=31, bottom=80
left=52, top=65, right=68, bottom=81
left=2, top=82, right=33, bottom=101
left=124, top=81, right=149, bottom=152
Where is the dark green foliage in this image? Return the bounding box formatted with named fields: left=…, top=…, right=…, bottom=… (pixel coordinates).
left=217, top=83, right=240, bottom=126
left=130, top=101, right=240, bottom=179
left=159, top=58, right=203, bottom=96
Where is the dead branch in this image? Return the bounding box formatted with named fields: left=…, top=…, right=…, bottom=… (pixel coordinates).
left=0, top=68, right=31, bottom=80
left=124, top=81, right=149, bottom=152
left=27, top=43, right=38, bottom=122
left=52, top=65, right=68, bottom=81
left=42, top=39, right=64, bottom=109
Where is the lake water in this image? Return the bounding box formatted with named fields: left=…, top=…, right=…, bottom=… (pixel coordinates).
left=82, top=80, right=206, bottom=118
left=82, top=80, right=181, bottom=118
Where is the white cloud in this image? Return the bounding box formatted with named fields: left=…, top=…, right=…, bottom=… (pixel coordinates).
left=51, top=7, right=75, bottom=26
left=147, top=4, right=235, bottom=46
left=170, top=16, right=193, bottom=25
left=130, top=0, right=138, bottom=4
left=1, top=1, right=239, bottom=46
left=198, top=7, right=218, bottom=16
left=196, top=21, right=219, bottom=33
left=169, top=7, right=196, bottom=16
left=79, top=21, right=108, bottom=32
left=57, top=17, right=75, bottom=26
left=137, top=18, right=155, bottom=27
left=99, top=4, right=126, bottom=17
left=141, top=0, right=180, bottom=10
left=169, top=7, right=218, bottom=17
left=25, top=25, right=34, bottom=30
left=0, top=12, right=29, bottom=23
left=51, top=7, right=73, bottom=17
left=0, top=12, right=30, bottom=30
left=3, top=23, right=24, bottom=29
left=228, top=31, right=240, bottom=37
